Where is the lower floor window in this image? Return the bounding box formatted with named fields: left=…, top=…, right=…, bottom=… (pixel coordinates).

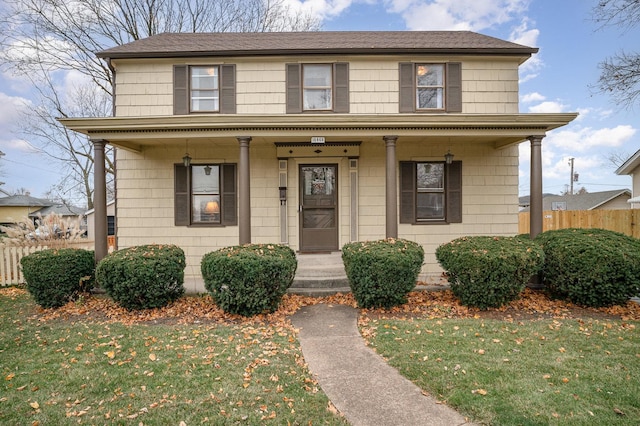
left=416, top=162, right=445, bottom=221
left=174, top=163, right=237, bottom=226
left=192, top=165, right=221, bottom=224
left=400, top=160, right=462, bottom=224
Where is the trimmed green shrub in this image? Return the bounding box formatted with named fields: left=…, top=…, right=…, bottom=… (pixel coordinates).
left=342, top=238, right=424, bottom=309
left=201, top=244, right=297, bottom=317
left=96, top=244, right=185, bottom=310
left=535, top=228, right=640, bottom=307
left=436, top=236, right=544, bottom=309
left=20, top=248, right=95, bottom=308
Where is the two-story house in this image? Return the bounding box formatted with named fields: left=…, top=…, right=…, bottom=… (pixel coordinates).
left=61, top=31, right=577, bottom=292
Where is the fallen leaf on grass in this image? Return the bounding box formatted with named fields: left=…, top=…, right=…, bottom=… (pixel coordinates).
left=29, top=401, right=40, bottom=409
left=472, top=389, right=487, bottom=395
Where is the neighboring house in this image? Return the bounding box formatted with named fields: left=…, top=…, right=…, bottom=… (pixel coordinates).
left=0, top=194, right=55, bottom=226
left=616, top=149, right=640, bottom=208
left=520, top=189, right=632, bottom=212
left=518, top=193, right=555, bottom=211
left=85, top=200, right=116, bottom=240
left=61, top=31, right=577, bottom=292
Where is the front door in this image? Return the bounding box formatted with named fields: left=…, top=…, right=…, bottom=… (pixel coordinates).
left=299, top=165, right=338, bottom=252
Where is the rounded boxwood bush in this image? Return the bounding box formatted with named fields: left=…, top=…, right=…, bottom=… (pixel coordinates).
left=535, top=228, right=640, bottom=307
left=436, top=236, right=544, bottom=309
left=342, top=238, right=424, bottom=309
left=20, top=248, right=95, bottom=308
left=201, top=244, right=297, bottom=317
left=96, top=244, right=185, bottom=310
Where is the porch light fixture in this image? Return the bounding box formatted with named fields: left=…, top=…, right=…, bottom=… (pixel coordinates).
left=183, top=141, right=191, bottom=167
left=204, top=165, right=212, bottom=175
left=444, top=150, right=454, bottom=165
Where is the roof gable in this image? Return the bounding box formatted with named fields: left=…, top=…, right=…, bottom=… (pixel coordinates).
left=616, top=148, right=640, bottom=176
left=521, top=189, right=631, bottom=212
left=97, top=31, right=538, bottom=59
left=0, top=195, right=53, bottom=207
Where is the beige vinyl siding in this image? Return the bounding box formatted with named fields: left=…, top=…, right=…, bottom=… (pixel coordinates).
left=0, top=206, right=38, bottom=224
left=115, top=138, right=519, bottom=290
left=112, top=56, right=522, bottom=116
left=355, top=141, right=519, bottom=281
left=597, top=195, right=631, bottom=210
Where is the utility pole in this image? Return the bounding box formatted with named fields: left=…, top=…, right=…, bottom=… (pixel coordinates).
left=569, top=157, right=575, bottom=195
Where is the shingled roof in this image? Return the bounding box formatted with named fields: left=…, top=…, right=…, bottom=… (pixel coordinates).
left=520, top=189, right=631, bottom=212
left=97, top=31, right=538, bottom=59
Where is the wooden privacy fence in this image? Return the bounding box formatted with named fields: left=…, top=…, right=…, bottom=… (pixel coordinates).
left=519, top=209, right=640, bottom=239
left=0, top=241, right=93, bottom=286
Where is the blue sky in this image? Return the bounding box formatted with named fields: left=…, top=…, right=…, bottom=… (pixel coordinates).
left=0, top=0, right=638, bottom=203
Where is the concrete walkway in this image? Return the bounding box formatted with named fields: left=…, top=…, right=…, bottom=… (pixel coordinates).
left=291, top=303, right=475, bottom=426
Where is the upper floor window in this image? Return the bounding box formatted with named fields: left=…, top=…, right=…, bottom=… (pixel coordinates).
left=303, top=64, right=333, bottom=110
left=286, top=63, right=349, bottom=113
left=173, top=64, right=236, bottom=115
left=416, top=64, right=444, bottom=110
left=174, top=163, right=237, bottom=227
left=399, top=62, right=462, bottom=113
left=190, top=66, right=219, bottom=112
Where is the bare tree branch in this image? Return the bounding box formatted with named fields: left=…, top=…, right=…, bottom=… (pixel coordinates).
left=590, top=0, right=640, bottom=110
left=0, top=0, right=319, bottom=206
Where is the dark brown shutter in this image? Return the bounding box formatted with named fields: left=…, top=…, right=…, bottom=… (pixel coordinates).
left=333, top=62, right=349, bottom=113
left=446, top=62, right=462, bottom=113
left=446, top=161, right=462, bottom=223
left=400, top=162, right=416, bottom=223
left=286, top=63, right=302, bottom=113
left=399, top=63, right=415, bottom=113
left=173, top=65, right=188, bottom=115
left=219, top=64, right=236, bottom=114
left=174, top=164, right=190, bottom=226
left=221, top=164, right=237, bottom=226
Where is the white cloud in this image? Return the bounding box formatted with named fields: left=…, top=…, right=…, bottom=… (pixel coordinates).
left=528, top=101, right=568, bottom=113
left=0, top=92, right=31, bottom=130
left=545, top=124, right=636, bottom=153
left=383, top=0, right=529, bottom=31
left=521, top=92, right=545, bottom=103
left=283, top=0, right=356, bottom=19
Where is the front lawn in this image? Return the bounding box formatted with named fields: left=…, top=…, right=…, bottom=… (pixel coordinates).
left=365, top=316, right=639, bottom=425
left=2, top=286, right=639, bottom=425
left=0, top=288, right=346, bottom=425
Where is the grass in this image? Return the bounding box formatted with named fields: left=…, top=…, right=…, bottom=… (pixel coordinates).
left=365, top=316, right=640, bottom=425
left=0, top=290, right=347, bottom=425
left=3, top=286, right=640, bottom=425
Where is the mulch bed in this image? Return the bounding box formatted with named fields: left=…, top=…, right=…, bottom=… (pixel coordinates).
left=3, top=286, right=640, bottom=326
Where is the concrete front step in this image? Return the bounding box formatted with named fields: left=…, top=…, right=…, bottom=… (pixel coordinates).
left=290, top=252, right=349, bottom=295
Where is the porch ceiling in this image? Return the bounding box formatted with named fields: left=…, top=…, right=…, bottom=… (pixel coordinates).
left=60, top=113, right=578, bottom=153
